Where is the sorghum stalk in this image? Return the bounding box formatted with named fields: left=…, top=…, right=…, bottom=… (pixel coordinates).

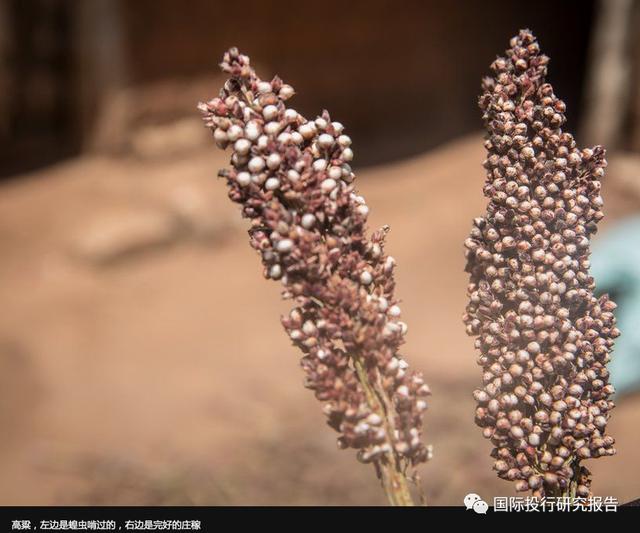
left=199, top=49, right=431, bottom=505
left=464, top=30, right=620, bottom=499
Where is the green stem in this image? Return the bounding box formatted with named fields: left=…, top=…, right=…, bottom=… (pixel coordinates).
left=353, top=356, right=417, bottom=506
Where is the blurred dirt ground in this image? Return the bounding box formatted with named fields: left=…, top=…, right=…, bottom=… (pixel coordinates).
left=0, top=133, right=639, bottom=505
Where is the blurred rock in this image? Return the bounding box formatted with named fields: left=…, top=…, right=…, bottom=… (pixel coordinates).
left=87, top=75, right=220, bottom=157
left=167, top=182, right=237, bottom=242
left=130, top=118, right=210, bottom=159
left=70, top=183, right=238, bottom=266
left=71, top=207, right=181, bottom=265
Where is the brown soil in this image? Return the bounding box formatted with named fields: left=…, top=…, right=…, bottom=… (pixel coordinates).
left=1, top=134, right=638, bottom=505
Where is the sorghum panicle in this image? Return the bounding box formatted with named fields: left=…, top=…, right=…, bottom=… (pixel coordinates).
left=198, top=49, right=431, bottom=484
left=464, top=30, right=620, bottom=498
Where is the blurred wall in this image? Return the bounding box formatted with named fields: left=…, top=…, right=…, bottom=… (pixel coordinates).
left=0, top=0, right=76, bottom=176
left=0, top=0, right=602, bottom=177
left=580, top=0, right=640, bottom=151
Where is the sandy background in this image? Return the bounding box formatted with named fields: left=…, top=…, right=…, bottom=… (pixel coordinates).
left=1, top=133, right=639, bottom=505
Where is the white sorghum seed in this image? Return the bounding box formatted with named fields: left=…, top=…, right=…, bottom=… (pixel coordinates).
left=313, top=159, right=328, bottom=172
left=245, top=122, right=261, bottom=140
left=269, top=264, right=282, bottom=279
left=279, top=84, right=294, bottom=99
left=236, top=171, right=251, bottom=187
left=227, top=124, right=243, bottom=141
left=248, top=156, right=265, bottom=173
left=328, top=166, right=342, bottom=180
left=318, top=133, right=334, bottom=149
left=337, top=135, right=352, bottom=147
left=234, top=138, right=251, bottom=155
left=276, top=239, right=294, bottom=253
left=263, top=105, right=278, bottom=120
left=264, top=121, right=281, bottom=135
left=287, top=169, right=300, bottom=182
left=299, top=123, right=315, bottom=139
left=315, top=117, right=328, bottom=130
left=301, top=213, right=316, bottom=229
left=284, top=108, right=298, bottom=122
left=267, top=153, right=282, bottom=169
left=321, top=178, right=337, bottom=193
left=257, top=135, right=268, bottom=150
left=257, top=81, right=272, bottom=94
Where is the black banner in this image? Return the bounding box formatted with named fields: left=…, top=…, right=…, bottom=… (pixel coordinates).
left=0, top=504, right=637, bottom=530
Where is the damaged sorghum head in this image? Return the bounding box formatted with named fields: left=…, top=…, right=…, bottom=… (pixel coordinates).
left=199, top=48, right=431, bottom=503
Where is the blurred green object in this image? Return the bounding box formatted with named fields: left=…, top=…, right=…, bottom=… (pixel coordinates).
left=591, top=216, right=640, bottom=397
